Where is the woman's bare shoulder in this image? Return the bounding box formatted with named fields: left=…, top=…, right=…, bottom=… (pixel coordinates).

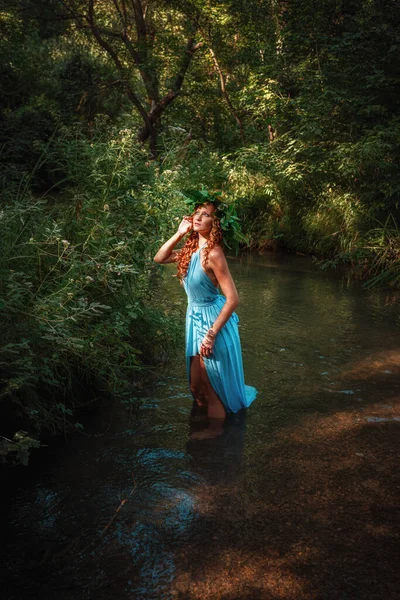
left=208, top=244, right=225, bottom=258
left=208, top=245, right=227, bottom=267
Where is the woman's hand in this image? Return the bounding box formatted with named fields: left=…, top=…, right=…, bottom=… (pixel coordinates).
left=153, top=218, right=191, bottom=264
left=177, top=216, right=193, bottom=237
left=200, top=328, right=216, bottom=358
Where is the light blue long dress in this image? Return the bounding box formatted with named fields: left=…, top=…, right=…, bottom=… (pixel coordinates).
left=183, top=243, right=257, bottom=413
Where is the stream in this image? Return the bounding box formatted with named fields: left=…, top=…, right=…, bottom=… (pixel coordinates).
left=2, top=253, right=400, bottom=600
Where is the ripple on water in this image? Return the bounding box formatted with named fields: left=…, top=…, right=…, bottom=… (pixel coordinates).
left=113, top=485, right=198, bottom=599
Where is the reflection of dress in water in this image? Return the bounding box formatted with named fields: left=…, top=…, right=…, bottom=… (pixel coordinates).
left=183, top=243, right=257, bottom=413
left=187, top=403, right=248, bottom=485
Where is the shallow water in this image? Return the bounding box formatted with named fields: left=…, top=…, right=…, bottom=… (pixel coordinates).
left=2, top=253, right=400, bottom=600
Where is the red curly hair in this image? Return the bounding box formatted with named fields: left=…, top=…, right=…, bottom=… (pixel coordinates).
left=176, top=205, right=223, bottom=281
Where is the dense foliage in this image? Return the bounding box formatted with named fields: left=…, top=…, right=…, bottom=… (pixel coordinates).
left=1, top=0, right=399, bottom=462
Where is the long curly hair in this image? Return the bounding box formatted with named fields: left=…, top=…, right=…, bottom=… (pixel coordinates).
left=176, top=208, right=223, bottom=281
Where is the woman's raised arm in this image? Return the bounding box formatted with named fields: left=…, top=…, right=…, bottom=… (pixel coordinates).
left=153, top=216, right=192, bottom=264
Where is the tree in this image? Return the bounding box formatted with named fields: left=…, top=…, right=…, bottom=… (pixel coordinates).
left=56, top=0, right=203, bottom=156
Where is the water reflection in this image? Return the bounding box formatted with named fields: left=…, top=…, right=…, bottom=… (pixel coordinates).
left=115, top=484, right=197, bottom=599
left=186, top=402, right=247, bottom=485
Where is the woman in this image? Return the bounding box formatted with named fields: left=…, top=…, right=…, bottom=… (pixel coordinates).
left=154, top=198, right=257, bottom=422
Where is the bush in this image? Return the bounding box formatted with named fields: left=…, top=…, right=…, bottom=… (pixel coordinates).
left=0, top=123, right=181, bottom=463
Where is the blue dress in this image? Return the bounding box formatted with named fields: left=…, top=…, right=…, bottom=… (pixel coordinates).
left=183, top=243, right=257, bottom=413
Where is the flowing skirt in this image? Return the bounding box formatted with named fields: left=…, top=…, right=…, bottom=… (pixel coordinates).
left=185, top=295, right=257, bottom=413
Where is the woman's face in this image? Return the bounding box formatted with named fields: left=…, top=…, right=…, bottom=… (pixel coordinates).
left=192, top=203, right=215, bottom=235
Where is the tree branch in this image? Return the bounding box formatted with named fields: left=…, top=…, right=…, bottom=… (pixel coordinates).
left=208, top=45, right=246, bottom=144
left=86, top=0, right=155, bottom=142
left=132, top=0, right=147, bottom=44
left=112, top=0, right=127, bottom=33
left=138, top=37, right=203, bottom=142
left=171, top=38, right=203, bottom=93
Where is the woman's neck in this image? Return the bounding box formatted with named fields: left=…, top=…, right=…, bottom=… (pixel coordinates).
left=198, top=233, right=209, bottom=248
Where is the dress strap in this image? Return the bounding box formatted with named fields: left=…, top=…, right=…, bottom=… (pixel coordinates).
left=198, top=241, right=208, bottom=251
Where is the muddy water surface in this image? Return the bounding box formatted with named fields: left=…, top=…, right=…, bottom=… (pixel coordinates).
left=2, top=253, right=400, bottom=600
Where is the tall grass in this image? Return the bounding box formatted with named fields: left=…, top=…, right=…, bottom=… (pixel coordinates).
left=0, top=122, right=181, bottom=464
left=318, top=215, right=400, bottom=288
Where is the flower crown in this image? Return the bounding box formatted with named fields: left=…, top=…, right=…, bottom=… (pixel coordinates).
left=176, top=187, right=246, bottom=253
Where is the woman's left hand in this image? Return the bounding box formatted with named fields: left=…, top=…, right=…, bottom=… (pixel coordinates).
left=200, top=330, right=215, bottom=358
